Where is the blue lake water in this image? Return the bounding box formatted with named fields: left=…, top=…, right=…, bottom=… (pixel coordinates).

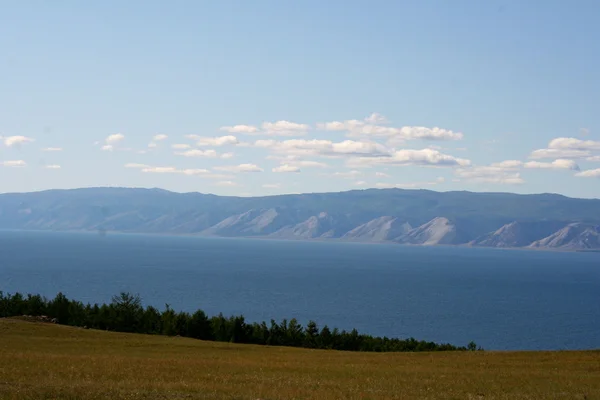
left=1, top=230, right=599, bottom=351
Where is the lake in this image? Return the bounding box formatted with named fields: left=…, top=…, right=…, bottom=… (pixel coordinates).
left=1, top=230, right=599, bottom=350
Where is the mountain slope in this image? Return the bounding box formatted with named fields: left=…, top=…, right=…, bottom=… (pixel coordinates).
left=470, top=221, right=567, bottom=248
left=529, top=223, right=600, bottom=250
left=343, top=216, right=412, bottom=241
left=396, top=217, right=464, bottom=245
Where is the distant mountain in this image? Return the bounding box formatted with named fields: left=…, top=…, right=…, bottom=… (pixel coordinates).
left=1, top=187, right=600, bottom=250
left=529, top=223, right=600, bottom=250
left=396, top=217, right=464, bottom=245
left=470, top=221, right=566, bottom=248
left=343, top=216, right=412, bottom=241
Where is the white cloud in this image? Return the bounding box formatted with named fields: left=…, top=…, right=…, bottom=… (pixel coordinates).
left=575, top=168, right=600, bottom=178
left=175, top=149, right=218, bottom=158
left=3, top=136, right=34, bottom=147
left=375, top=171, right=391, bottom=178
left=262, top=183, right=281, bottom=189
left=180, top=168, right=212, bottom=176
left=148, top=142, right=158, bottom=149
left=491, top=160, right=523, bottom=169
left=220, top=125, right=259, bottom=134
left=354, top=180, right=367, bottom=186
left=106, top=133, right=125, bottom=144
left=125, top=163, right=151, bottom=169
left=214, top=163, right=264, bottom=173
left=44, top=164, right=61, bottom=169
left=261, top=120, right=310, bottom=136
left=548, top=137, right=600, bottom=151
left=196, top=135, right=238, bottom=147
left=1, top=160, right=26, bottom=167
left=215, top=180, right=238, bottom=187
left=141, top=166, right=178, bottom=174
left=153, top=134, right=168, bottom=141
left=42, top=147, right=63, bottom=152
left=524, top=159, right=580, bottom=171
left=364, top=112, right=389, bottom=124
left=317, top=114, right=463, bottom=141
left=529, top=148, right=591, bottom=159
left=348, top=149, right=471, bottom=168
left=587, top=156, right=600, bottom=162
left=256, top=139, right=392, bottom=158
left=272, top=164, right=300, bottom=173
left=172, top=144, right=192, bottom=150
left=101, top=145, right=114, bottom=151
left=455, top=166, right=525, bottom=184
left=529, top=137, right=600, bottom=159
left=133, top=165, right=230, bottom=179
left=221, top=152, right=234, bottom=159
left=375, top=177, right=445, bottom=189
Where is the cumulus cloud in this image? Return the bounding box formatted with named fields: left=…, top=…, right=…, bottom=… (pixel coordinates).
left=575, top=168, right=600, bottom=178
left=3, top=136, right=34, bottom=147
left=44, top=165, right=61, bottom=169
left=101, top=145, right=114, bottom=151
left=220, top=125, right=259, bottom=134
left=221, top=152, right=234, bottom=159
left=364, top=112, right=389, bottom=124
left=153, top=134, right=168, bottom=141
left=529, top=148, right=591, bottom=159
left=262, top=183, right=281, bottom=189
left=455, top=166, right=524, bottom=184
left=106, top=133, right=125, bottom=144
left=261, top=121, right=310, bottom=136
left=214, top=163, right=264, bottom=173
left=490, top=160, right=523, bottom=169
left=148, top=142, right=158, bottom=149
left=125, top=163, right=151, bottom=169
left=529, top=137, right=600, bottom=159
left=42, top=147, right=63, bottom=152
left=317, top=114, right=463, bottom=142
left=174, top=149, right=218, bottom=158
left=587, top=156, right=600, bottom=162
left=196, top=135, right=238, bottom=147
left=524, top=159, right=580, bottom=171
left=548, top=137, right=600, bottom=151
left=354, top=181, right=368, bottom=186
left=1, top=160, right=26, bottom=167
left=219, top=121, right=309, bottom=136
left=272, top=164, right=300, bottom=173
left=256, top=139, right=392, bottom=158
left=347, top=149, right=471, bottom=168
left=125, top=163, right=234, bottom=179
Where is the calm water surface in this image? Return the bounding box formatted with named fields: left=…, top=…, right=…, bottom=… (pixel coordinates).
left=1, top=230, right=599, bottom=350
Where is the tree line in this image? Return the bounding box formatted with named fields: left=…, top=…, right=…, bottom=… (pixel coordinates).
left=0, top=291, right=480, bottom=352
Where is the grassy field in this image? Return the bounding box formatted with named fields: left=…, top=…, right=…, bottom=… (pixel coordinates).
left=1, top=319, right=599, bottom=400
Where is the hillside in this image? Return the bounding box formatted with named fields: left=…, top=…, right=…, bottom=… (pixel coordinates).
left=2, top=187, right=600, bottom=250
left=1, top=319, right=599, bottom=400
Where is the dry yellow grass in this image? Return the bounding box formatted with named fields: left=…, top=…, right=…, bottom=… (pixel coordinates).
left=1, top=318, right=599, bottom=400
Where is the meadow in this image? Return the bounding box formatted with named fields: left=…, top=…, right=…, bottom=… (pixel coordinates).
left=1, top=318, right=599, bottom=399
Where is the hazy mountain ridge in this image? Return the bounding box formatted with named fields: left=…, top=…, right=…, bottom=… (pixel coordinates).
left=1, top=187, right=600, bottom=250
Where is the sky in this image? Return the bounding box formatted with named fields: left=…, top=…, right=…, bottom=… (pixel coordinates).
left=1, top=0, right=599, bottom=198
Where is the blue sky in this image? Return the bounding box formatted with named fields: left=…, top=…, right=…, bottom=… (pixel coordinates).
left=1, top=0, right=599, bottom=198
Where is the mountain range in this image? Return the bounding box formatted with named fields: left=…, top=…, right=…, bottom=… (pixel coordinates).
left=1, top=187, right=600, bottom=251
